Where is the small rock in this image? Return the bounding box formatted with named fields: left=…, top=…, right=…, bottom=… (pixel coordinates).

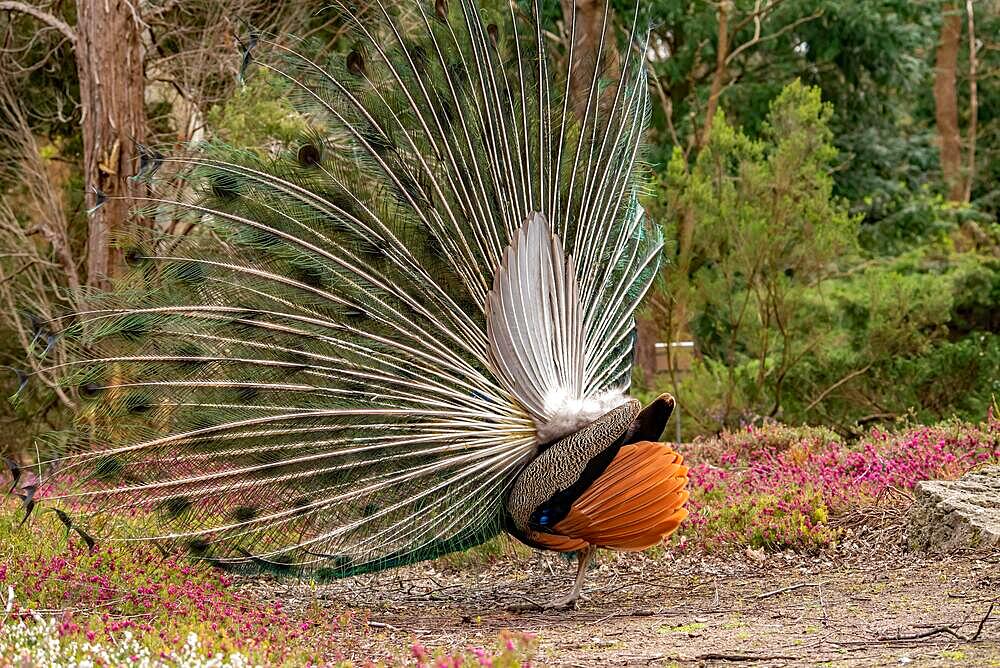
left=908, top=466, right=1000, bottom=552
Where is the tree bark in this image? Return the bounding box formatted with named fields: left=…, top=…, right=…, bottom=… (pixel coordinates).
left=560, top=0, right=659, bottom=382
left=560, top=0, right=619, bottom=117
left=76, top=0, right=146, bottom=288
left=933, top=3, right=964, bottom=202
left=634, top=313, right=659, bottom=384
left=700, top=0, right=732, bottom=149
left=963, top=0, right=977, bottom=203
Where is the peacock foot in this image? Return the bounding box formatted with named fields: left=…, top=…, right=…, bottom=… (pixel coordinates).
left=508, top=545, right=596, bottom=612
left=543, top=591, right=589, bottom=610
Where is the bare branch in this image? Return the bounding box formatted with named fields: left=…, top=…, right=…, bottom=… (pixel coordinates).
left=963, top=0, right=978, bottom=202
left=726, top=7, right=824, bottom=66
left=699, top=0, right=732, bottom=148
left=729, top=0, right=793, bottom=37
left=651, top=72, right=683, bottom=154
left=0, top=1, right=76, bottom=45
left=805, top=364, right=874, bottom=414
left=0, top=78, right=80, bottom=289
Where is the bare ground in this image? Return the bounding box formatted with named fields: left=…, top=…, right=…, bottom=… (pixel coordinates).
left=246, top=543, right=1000, bottom=667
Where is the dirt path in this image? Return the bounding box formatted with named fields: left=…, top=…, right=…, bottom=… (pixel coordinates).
left=254, top=548, right=1000, bottom=666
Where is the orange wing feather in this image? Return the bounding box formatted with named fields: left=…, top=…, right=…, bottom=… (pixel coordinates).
left=551, top=441, right=689, bottom=552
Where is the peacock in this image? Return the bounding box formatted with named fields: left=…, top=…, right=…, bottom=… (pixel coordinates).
left=14, top=0, right=689, bottom=609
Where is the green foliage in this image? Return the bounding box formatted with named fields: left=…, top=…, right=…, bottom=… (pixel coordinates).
left=779, top=248, right=1000, bottom=430
left=661, top=81, right=859, bottom=432
left=634, top=0, right=950, bottom=219
left=650, top=79, right=1000, bottom=437
left=858, top=190, right=994, bottom=255
left=204, top=75, right=308, bottom=148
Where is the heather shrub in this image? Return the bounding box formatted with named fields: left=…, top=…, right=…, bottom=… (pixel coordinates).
left=677, top=417, right=1000, bottom=552
left=0, top=503, right=356, bottom=665
left=0, top=500, right=537, bottom=666
left=648, top=79, right=1000, bottom=441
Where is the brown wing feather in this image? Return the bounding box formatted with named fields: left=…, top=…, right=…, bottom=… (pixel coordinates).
left=552, top=441, right=689, bottom=551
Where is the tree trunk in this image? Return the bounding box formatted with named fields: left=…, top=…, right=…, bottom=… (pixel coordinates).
left=963, top=0, right=977, bottom=203
left=560, top=0, right=659, bottom=383
left=76, top=0, right=146, bottom=288
left=560, top=0, right=619, bottom=116
left=700, top=0, right=732, bottom=149
left=933, top=3, right=964, bottom=202
left=634, top=314, right=659, bottom=384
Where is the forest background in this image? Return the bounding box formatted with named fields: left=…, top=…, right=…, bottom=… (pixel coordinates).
left=0, top=0, right=997, bottom=453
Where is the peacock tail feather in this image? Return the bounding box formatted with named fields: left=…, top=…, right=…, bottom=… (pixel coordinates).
left=35, top=0, right=662, bottom=578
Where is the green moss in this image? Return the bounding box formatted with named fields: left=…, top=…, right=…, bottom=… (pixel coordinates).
left=659, top=622, right=707, bottom=634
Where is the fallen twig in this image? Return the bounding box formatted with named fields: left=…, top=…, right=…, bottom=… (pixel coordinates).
left=877, top=603, right=994, bottom=642
left=696, top=653, right=797, bottom=662
left=506, top=594, right=546, bottom=612
left=756, top=582, right=826, bottom=599
left=368, top=621, right=408, bottom=633
left=819, top=582, right=829, bottom=626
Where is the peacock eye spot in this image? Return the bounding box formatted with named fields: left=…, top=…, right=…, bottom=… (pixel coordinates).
left=187, top=538, right=211, bottom=556
left=116, top=314, right=152, bottom=342
left=80, top=382, right=104, bottom=398
left=291, top=264, right=327, bottom=289
left=160, top=496, right=192, bottom=519
left=231, top=506, right=258, bottom=522
left=291, top=496, right=313, bottom=516
left=187, top=415, right=216, bottom=431
left=408, top=44, right=428, bottom=73
left=297, top=143, right=322, bottom=167
left=172, top=260, right=208, bottom=285
left=93, top=456, right=124, bottom=481
left=210, top=174, right=240, bottom=201
left=279, top=351, right=310, bottom=373
left=124, top=247, right=147, bottom=267
left=361, top=125, right=393, bottom=154
left=235, top=385, right=259, bottom=402
left=346, top=49, right=366, bottom=77
left=448, top=61, right=467, bottom=85
left=125, top=395, right=153, bottom=414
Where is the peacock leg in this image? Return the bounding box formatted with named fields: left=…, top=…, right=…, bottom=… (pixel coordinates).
left=543, top=544, right=596, bottom=609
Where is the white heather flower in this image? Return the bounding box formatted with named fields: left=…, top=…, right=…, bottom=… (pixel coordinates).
left=1, top=611, right=254, bottom=668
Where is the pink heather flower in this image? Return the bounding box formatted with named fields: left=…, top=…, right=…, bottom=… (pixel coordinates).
left=679, top=419, right=999, bottom=551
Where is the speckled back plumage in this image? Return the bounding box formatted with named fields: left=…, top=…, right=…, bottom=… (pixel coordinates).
left=506, top=400, right=639, bottom=533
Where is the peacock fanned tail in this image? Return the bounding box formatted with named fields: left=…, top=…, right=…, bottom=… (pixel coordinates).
left=38, top=0, right=662, bottom=579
